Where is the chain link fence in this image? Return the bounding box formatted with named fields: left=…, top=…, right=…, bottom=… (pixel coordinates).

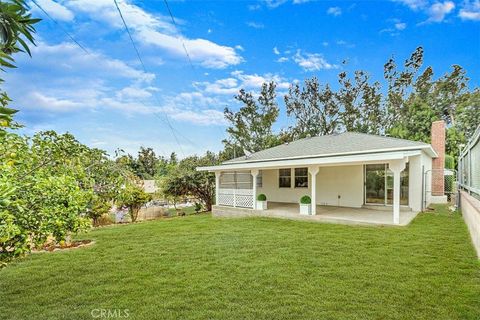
left=424, top=168, right=457, bottom=209
left=458, top=125, right=480, bottom=200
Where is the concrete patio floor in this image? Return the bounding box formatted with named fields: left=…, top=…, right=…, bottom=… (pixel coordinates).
left=212, top=202, right=419, bottom=226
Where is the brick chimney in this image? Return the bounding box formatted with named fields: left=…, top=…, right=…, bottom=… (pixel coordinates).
left=431, top=120, right=445, bottom=196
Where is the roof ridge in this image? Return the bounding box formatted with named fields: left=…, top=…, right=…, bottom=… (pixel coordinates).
left=344, top=131, right=429, bottom=145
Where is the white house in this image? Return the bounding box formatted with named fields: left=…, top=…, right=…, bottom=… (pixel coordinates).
left=198, top=121, right=447, bottom=225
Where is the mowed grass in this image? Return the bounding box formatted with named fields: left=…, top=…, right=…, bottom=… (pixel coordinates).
left=1, top=205, right=479, bottom=320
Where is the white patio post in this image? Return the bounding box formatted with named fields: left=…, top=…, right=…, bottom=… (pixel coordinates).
left=309, top=166, right=319, bottom=215
left=251, top=169, right=259, bottom=209
left=215, top=172, right=220, bottom=206
left=389, top=158, right=407, bottom=225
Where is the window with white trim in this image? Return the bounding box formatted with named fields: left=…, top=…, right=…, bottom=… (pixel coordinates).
left=295, top=168, right=308, bottom=188
left=279, top=168, right=291, bottom=188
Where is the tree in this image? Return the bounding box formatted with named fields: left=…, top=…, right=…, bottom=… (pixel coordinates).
left=383, top=46, right=424, bottom=128
left=284, top=77, right=340, bottom=139
left=117, top=183, right=151, bottom=222
left=336, top=70, right=384, bottom=134
left=136, top=147, right=158, bottom=179
left=163, top=152, right=218, bottom=211
left=224, top=81, right=280, bottom=156
left=0, top=0, right=40, bottom=72
left=456, top=89, right=480, bottom=140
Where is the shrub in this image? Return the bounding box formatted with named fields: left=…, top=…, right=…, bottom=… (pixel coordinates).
left=445, top=155, right=454, bottom=169
left=300, top=195, right=311, bottom=204
left=117, top=184, right=152, bottom=223
left=257, top=194, right=267, bottom=201
left=194, top=202, right=202, bottom=213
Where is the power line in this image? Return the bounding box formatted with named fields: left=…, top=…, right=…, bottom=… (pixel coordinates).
left=112, top=0, right=186, bottom=158
left=112, top=0, right=147, bottom=73
left=162, top=0, right=195, bottom=70
left=30, top=0, right=90, bottom=55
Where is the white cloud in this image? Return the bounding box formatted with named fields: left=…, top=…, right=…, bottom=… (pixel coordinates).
left=137, top=29, right=242, bottom=69
left=64, top=0, right=243, bottom=69
left=117, top=86, right=153, bottom=99
left=425, top=1, right=455, bottom=22
left=380, top=18, right=407, bottom=34
left=246, top=21, right=265, bottom=29
left=396, top=0, right=428, bottom=10
left=194, top=71, right=291, bottom=95
left=273, top=47, right=280, bottom=55
left=395, top=22, right=407, bottom=29
left=159, top=92, right=227, bottom=125
left=277, top=57, right=289, bottom=63
left=25, top=92, right=83, bottom=111
left=293, top=50, right=338, bottom=71
left=263, top=0, right=289, bottom=8
left=335, top=40, right=355, bottom=48
left=327, top=7, right=342, bottom=16
left=30, top=41, right=155, bottom=83
left=31, top=0, right=75, bottom=21
left=459, top=0, right=480, bottom=20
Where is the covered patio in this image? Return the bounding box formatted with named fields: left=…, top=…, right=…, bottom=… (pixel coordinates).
left=212, top=202, right=418, bottom=226
left=198, top=132, right=439, bottom=226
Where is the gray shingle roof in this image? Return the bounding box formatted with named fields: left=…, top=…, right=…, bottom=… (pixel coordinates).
left=224, top=132, right=430, bottom=164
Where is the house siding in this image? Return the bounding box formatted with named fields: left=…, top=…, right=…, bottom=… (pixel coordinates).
left=316, top=165, right=364, bottom=207
left=257, top=165, right=364, bottom=207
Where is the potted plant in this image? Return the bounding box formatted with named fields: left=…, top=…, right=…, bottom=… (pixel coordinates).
left=256, top=194, right=268, bottom=210
left=299, top=195, right=312, bottom=215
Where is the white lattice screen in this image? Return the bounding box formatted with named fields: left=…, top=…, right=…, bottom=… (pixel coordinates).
left=218, top=171, right=254, bottom=208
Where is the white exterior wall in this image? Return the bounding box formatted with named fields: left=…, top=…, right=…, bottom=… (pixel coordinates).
left=258, top=165, right=363, bottom=207
left=422, top=150, right=433, bottom=208
left=408, top=155, right=423, bottom=212
left=258, top=168, right=311, bottom=204
left=228, top=154, right=433, bottom=211
left=316, top=165, right=364, bottom=207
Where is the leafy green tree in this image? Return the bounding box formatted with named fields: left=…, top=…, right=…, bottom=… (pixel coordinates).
left=118, top=183, right=151, bottom=222
left=224, top=81, right=280, bottom=155
left=0, top=0, right=40, bottom=72
left=163, top=152, right=218, bottom=211
left=384, top=46, right=424, bottom=127
left=336, top=70, right=384, bottom=134
left=136, top=147, right=158, bottom=179
left=284, top=77, right=340, bottom=139
left=454, top=89, right=480, bottom=140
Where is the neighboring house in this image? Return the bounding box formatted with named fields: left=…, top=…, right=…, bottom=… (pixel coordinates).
left=198, top=121, right=448, bottom=225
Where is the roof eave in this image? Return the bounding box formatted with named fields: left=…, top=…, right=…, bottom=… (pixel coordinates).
left=197, top=149, right=426, bottom=172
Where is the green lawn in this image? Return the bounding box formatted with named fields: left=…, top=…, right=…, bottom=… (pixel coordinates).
left=1, top=205, right=479, bottom=319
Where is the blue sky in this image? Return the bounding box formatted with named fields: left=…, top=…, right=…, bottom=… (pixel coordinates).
left=6, top=0, right=480, bottom=158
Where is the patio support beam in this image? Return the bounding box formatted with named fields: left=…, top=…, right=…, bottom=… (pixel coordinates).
left=389, top=158, right=407, bottom=225
left=309, top=166, right=319, bottom=215
left=251, top=169, right=259, bottom=210
left=215, top=172, right=220, bottom=206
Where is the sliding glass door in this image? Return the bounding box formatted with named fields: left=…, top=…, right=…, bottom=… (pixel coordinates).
left=365, top=164, right=409, bottom=206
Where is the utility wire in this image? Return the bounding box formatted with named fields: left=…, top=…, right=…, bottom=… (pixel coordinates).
left=30, top=0, right=90, bottom=55
left=112, top=0, right=147, bottom=73
left=138, top=101, right=197, bottom=147
left=112, top=0, right=186, bottom=157
left=162, top=0, right=195, bottom=70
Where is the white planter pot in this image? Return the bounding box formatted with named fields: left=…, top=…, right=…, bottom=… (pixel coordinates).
left=299, top=203, right=312, bottom=215
left=256, top=200, right=267, bottom=210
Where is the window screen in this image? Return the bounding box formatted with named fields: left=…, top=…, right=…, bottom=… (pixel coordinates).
left=295, top=168, right=308, bottom=188
left=279, top=168, right=291, bottom=188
